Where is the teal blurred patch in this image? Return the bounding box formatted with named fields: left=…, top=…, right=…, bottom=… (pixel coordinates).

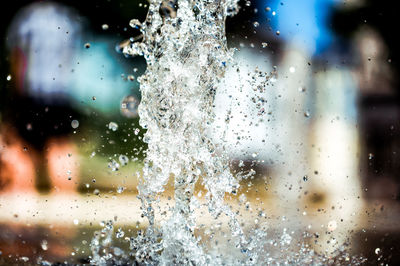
left=68, top=40, right=137, bottom=115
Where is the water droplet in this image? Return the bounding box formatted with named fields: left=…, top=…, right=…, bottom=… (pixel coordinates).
left=327, top=220, right=337, bottom=231
left=20, top=257, right=29, bottom=262
left=41, top=240, right=48, bottom=251
left=116, top=228, right=125, bottom=238
left=108, top=122, right=118, bottom=131
left=298, top=86, right=306, bottom=92
left=84, top=43, right=91, bottom=49
left=304, top=111, right=310, bottom=118
left=265, top=6, right=271, bottom=12
left=276, top=30, right=280, bottom=35
left=289, top=66, right=296, bottom=73
left=73, top=219, right=79, bottom=225
left=71, top=120, right=79, bottom=129
left=375, top=248, right=381, bottom=255
left=119, top=154, right=129, bottom=165
left=117, top=186, right=125, bottom=194
left=108, top=160, right=120, bottom=171
left=253, top=21, right=259, bottom=28
left=120, top=95, right=138, bottom=118
left=261, top=42, right=268, bottom=48
left=6, top=74, right=11, bottom=81
left=368, top=153, right=374, bottom=160
left=102, top=24, right=109, bottom=30
left=129, top=19, right=142, bottom=29
left=303, top=175, right=308, bottom=181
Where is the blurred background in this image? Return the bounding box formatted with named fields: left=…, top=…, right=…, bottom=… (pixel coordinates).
left=1, top=0, right=399, bottom=264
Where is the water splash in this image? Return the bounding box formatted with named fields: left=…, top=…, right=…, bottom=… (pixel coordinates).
left=124, top=0, right=247, bottom=263
left=90, top=0, right=366, bottom=265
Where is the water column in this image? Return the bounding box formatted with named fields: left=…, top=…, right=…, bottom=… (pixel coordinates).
left=123, top=0, right=246, bottom=263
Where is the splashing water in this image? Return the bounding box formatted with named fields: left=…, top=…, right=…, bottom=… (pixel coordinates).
left=90, top=0, right=366, bottom=265
left=126, top=0, right=247, bottom=263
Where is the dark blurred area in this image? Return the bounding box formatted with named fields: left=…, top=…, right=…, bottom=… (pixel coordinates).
left=333, top=0, right=400, bottom=200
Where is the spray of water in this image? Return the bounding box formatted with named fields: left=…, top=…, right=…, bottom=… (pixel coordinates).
left=89, top=0, right=366, bottom=264
left=125, top=1, right=247, bottom=263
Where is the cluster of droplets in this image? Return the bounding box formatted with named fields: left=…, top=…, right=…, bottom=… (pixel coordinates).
left=90, top=220, right=127, bottom=265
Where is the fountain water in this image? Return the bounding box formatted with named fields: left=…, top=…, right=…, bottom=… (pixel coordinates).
left=89, top=0, right=366, bottom=265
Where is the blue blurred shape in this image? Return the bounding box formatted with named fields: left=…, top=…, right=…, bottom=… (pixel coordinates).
left=261, top=0, right=335, bottom=55
left=69, top=40, right=135, bottom=115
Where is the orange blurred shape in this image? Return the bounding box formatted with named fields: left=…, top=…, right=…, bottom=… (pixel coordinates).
left=45, top=138, right=79, bottom=194
left=0, top=129, right=36, bottom=193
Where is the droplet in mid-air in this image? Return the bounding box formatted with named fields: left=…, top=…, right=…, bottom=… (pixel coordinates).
left=375, top=248, right=381, bottom=255
left=298, top=86, right=306, bottom=92
left=120, top=95, right=138, bottom=118
left=40, top=240, right=48, bottom=251
left=102, top=24, right=109, bottom=30
left=119, top=154, right=129, bottom=165
left=71, top=120, right=79, bottom=129
left=327, top=220, right=337, bottom=231
left=108, top=122, right=119, bottom=131
left=117, top=186, right=125, bottom=194
left=129, top=19, right=142, bottom=29
left=108, top=160, right=120, bottom=171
